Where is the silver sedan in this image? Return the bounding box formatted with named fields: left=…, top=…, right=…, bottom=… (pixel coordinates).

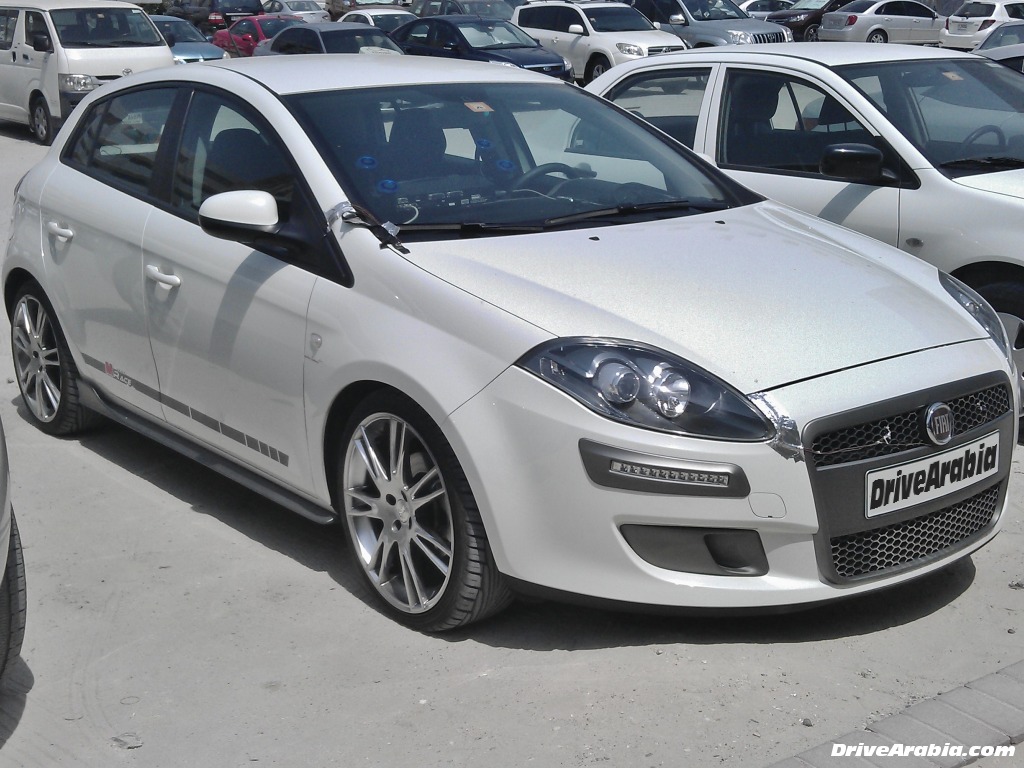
left=818, top=0, right=945, bottom=42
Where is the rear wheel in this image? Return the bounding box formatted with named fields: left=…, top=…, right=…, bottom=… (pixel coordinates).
left=867, top=29, right=888, bottom=43
left=10, top=281, right=99, bottom=436
left=585, top=55, right=611, bottom=84
left=30, top=96, right=53, bottom=146
left=336, top=392, right=511, bottom=631
left=0, top=512, right=26, bottom=684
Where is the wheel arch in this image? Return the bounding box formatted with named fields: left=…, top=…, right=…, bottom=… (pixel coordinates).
left=3, top=268, right=39, bottom=320
left=951, top=259, right=1024, bottom=294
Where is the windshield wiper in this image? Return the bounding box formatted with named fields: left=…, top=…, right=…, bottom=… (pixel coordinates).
left=938, top=156, right=1024, bottom=170
left=399, top=221, right=545, bottom=234
left=541, top=199, right=730, bottom=227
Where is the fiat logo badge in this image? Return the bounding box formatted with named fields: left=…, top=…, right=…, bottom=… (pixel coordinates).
left=924, top=403, right=954, bottom=446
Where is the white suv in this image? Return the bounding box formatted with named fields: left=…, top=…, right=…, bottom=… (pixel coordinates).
left=512, top=0, right=686, bottom=82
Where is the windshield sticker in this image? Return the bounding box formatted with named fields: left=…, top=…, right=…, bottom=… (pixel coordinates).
left=464, top=102, right=494, bottom=113
left=942, top=71, right=964, bottom=81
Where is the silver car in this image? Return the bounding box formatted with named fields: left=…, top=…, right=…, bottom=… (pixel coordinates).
left=631, top=0, right=793, bottom=45
left=818, top=0, right=945, bottom=43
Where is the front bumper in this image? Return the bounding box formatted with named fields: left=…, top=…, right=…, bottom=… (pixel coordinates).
left=445, top=339, right=1015, bottom=609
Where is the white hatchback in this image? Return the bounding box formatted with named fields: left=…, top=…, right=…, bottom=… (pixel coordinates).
left=939, top=0, right=1024, bottom=48
left=4, top=55, right=1017, bottom=630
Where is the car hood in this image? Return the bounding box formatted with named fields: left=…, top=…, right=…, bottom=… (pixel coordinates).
left=953, top=168, right=1024, bottom=199
left=681, top=17, right=787, bottom=33
left=483, top=46, right=565, bottom=67
left=767, top=8, right=823, bottom=19
left=172, top=41, right=226, bottom=59
left=398, top=202, right=982, bottom=394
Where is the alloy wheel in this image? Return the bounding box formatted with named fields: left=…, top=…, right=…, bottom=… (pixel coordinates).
left=11, top=295, right=62, bottom=424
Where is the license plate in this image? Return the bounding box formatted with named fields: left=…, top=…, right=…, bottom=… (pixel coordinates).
left=865, top=432, right=999, bottom=518
left=957, top=22, right=969, bottom=30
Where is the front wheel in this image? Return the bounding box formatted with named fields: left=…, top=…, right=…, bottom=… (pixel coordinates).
left=30, top=97, right=53, bottom=146
left=585, top=55, right=611, bottom=84
left=10, top=281, right=99, bottom=435
left=336, top=392, right=511, bottom=631
left=803, top=23, right=820, bottom=41
left=867, top=29, right=888, bottom=43
left=0, top=512, right=26, bottom=684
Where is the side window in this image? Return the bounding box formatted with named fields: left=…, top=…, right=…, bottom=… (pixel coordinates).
left=605, top=67, right=713, bottom=148
left=1007, top=2, right=1024, bottom=17
left=517, top=6, right=556, bottom=29
left=720, top=71, right=875, bottom=173
left=432, top=21, right=459, bottom=47
left=558, top=6, right=585, bottom=31
left=24, top=10, right=48, bottom=42
left=234, top=19, right=254, bottom=36
left=64, top=87, right=178, bottom=196
left=0, top=9, right=17, bottom=50
left=906, top=2, right=933, bottom=16
left=171, top=90, right=294, bottom=217
left=405, top=20, right=431, bottom=43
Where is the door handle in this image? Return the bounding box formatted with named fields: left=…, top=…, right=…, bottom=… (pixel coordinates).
left=145, top=264, right=182, bottom=288
left=45, top=221, right=74, bottom=242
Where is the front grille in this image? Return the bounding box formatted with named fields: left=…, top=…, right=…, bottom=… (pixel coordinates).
left=810, top=383, right=1010, bottom=468
left=752, top=31, right=788, bottom=43
left=649, top=45, right=687, bottom=55
left=830, top=485, right=998, bottom=580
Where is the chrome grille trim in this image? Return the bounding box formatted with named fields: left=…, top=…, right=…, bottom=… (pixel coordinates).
left=648, top=45, right=687, bottom=54
left=752, top=32, right=788, bottom=43
left=810, top=383, right=1011, bottom=468
left=830, top=484, right=999, bottom=581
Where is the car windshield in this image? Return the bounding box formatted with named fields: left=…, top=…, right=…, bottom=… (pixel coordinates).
left=156, top=18, right=207, bottom=42
left=370, top=11, right=416, bottom=30
left=286, top=82, right=750, bottom=236
left=840, top=58, right=1024, bottom=173
left=787, top=0, right=832, bottom=9
left=456, top=19, right=538, bottom=47
left=51, top=7, right=165, bottom=47
left=977, top=20, right=1024, bottom=47
left=323, top=28, right=403, bottom=52
left=460, top=0, right=515, bottom=19
left=682, top=0, right=749, bottom=20
left=287, top=0, right=321, bottom=8
left=586, top=6, right=656, bottom=30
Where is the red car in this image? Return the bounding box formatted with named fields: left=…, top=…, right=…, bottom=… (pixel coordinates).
left=212, top=15, right=303, bottom=56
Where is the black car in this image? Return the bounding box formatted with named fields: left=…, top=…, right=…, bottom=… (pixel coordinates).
left=764, top=0, right=848, bottom=40
left=391, top=15, right=573, bottom=79
left=165, top=0, right=264, bottom=34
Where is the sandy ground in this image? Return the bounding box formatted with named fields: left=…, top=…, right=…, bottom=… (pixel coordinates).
left=0, top=122, right=1020, bottom=768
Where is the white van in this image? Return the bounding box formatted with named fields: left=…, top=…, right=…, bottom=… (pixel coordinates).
left=0, top=0, right=173, bottom=144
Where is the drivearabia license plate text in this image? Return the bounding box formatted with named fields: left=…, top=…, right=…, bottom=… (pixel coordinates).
left=865, top=432, right=999, bottom=518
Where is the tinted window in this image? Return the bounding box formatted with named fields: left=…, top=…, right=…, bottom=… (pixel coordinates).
left=322, top=28, right=400, bottom=52
left=274, top=27, right=321, bottom=52
left=0, top=9, right=17, bottom=50
left=586, top=6, right=655, bottom=30
left=951, top=2, right=995, bottom=15
left=51, top=7, right=164, bottom=47
left=840, top=1, right=875, bottom=11
left=517, top=6, right=558, bottom=28
left=65, top=88, right=178, bottom=196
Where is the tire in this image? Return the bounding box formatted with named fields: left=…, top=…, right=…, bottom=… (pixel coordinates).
left=336, top=391, right=511, bottom=631
left=803, top=23, right=820, bottom=41
left=867, top=29, right=888, bottom=43
left=585, top=55, right=611, bottom=84
left=30, top=96, right=53, bottom=146
left=10, top=281, right=100, bottom=436
left=0, top=512, right=27, bottom=684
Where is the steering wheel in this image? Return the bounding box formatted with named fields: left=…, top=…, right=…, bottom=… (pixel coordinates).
left=958, top=124, right=1006, bottom=156
left=511, top=162, right=594, bottom=192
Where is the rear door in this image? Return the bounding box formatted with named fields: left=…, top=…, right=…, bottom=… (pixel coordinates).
left=0, top=8, right=23, bottom=121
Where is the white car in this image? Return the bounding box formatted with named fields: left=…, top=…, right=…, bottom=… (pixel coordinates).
left=262, top=0, right=331, bottom=20
left=939, top=0, right=1024, bottom=48
left=589, top=44, right=1024, bottom=380
left=338, top=6, right=416, bottom=31
left=4, top=55, right=1017, bottom=630
left=0, top=417, right=25, bottom=683
left=818, top=0, right=945, bottom=43
left=512, top=0, right=686, bottom=82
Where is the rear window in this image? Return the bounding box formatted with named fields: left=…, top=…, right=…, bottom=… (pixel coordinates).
left=839, top=1, right=875, bottom=11
left=951, top=2, right=996, bottom=16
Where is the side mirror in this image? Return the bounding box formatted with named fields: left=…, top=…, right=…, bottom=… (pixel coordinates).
left=199, top=190, right=280, bottom=243
left=567, top=23, right=585, bottom=34
left=165, top=31, right=177, bottom=46
left=32, top=33, right=53, bottom=53
left=240, top=33, right=255, bottom=41
left=820, top=143, right=890, bottom=184
left=668, top=13, right=685, bottom=22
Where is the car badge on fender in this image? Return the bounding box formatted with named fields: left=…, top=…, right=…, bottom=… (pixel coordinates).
left=924, top=403, right=954, bottom=446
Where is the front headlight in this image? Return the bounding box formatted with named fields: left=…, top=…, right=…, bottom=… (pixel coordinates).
left=616, top=42, right=644, bottom=57
left=939, top=272, right=1012, bottom=365
left=487, top=60, right=519, bottom=67
left=518, top=338, right=775, bottom=440
left=58, top=73, right=100, bottom=93
left=789, top=13, right=809, bottom=21
left=782, top=27, right=794, bottom=40
left=729, top=30, right=754, bottom=43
